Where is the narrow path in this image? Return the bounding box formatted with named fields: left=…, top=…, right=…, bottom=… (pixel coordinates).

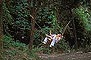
left=38, top=52, right=91, bottom=60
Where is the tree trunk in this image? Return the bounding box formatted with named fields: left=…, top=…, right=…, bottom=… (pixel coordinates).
left=0, top=0, right=3, bottom=46
left=0, top=0, right=3, bottom=59
left=73, top=19, right=78, bottom=49
left=29, top=7, right=36, bottom=50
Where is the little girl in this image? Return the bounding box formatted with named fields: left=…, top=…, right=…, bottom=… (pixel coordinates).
left=43, top=34, right=63, bottom=47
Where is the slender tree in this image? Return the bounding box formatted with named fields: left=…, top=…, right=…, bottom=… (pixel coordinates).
left=0, top=0, right=3, bottom=45
left=0, top=0, right=3, bottom=38
left=0, top=0, right=3, bottom=59
left=28, top=0, right=36, bottom=50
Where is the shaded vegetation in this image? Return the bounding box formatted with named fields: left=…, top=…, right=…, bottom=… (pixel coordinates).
left=0, top=0, right=91, bottom=59
left=2, top=35, right=41, bottom=60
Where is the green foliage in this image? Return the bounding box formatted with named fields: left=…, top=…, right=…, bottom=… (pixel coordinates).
left=41, top=47, right=52, bottom=54
left=74, top=6, right=91, bottom=31
left=36, top=7, right=53, bottom=28
left=41, top=27, right=52, bottom=34
left=12, top=0, right=31, bottom=30
left=2, top=0, right=13, bottom=24
left=36, top=7, right=62, bottom=34
left=15, top=18, right=31, bottom=30
left=2, top=0, right=32, bottom=45
left=31, top=46, right=52, bottom=54
left=3, top=35, right=27, bottom=50
left=74, top=5, right=91, bottom=49
left=51, top=11, right=62, bottom=33
left=34, top=30, right=42, bottom=46
left=2, top=35, right=41, bottom=60
left=3, top=0, right=91, bottom=54
left=29, top=46, right=45, bottom=59
left=34, top=7, right=62, bottom=47
left=55, top=39, right=70, bottom=53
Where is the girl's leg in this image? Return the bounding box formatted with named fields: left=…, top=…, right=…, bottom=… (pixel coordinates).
left=50, top=39, right=56, bottom=47
left=43, top=37, right=48, bottom=44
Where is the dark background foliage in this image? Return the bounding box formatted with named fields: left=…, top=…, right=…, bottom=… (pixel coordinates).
left=1, top=0, right=91, bottom=51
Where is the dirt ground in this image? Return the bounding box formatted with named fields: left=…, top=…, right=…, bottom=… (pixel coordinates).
left=38, top=52, right=91, bottom=60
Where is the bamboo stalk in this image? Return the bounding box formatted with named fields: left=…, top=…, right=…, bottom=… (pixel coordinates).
left=62, top=20, right=72, bottom=36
